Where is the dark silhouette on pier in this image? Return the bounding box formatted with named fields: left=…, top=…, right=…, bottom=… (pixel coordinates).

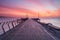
left=0, top=18, right=60, bottom=40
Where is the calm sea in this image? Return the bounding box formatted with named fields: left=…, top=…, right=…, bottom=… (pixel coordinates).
left=40, top=18, right=60, bottom=27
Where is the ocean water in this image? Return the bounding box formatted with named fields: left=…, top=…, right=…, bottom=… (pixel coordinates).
left=40, top=18, right=60, bottom=28
left=0, top=18, right=17, bottom=22
left=0, top=18, right=18, bottom=35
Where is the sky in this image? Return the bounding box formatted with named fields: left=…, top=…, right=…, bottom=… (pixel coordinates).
left=0, top=0, right=60, bottom=18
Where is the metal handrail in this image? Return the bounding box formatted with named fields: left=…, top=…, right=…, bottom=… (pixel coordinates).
left=0, top=19, right=21, bottom=35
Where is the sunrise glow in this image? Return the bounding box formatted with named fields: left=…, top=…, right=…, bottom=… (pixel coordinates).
left=0, top=0, right=60, bottom=18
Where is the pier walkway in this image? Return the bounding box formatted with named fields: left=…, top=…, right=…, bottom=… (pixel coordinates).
left=0, top=19, right=60, bottom=40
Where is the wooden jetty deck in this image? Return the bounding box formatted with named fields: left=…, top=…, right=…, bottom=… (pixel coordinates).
left=0, top=19, right=60, bottom=40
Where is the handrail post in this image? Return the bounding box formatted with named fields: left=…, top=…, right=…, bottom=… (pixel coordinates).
left=7, top=22, right=10, bottom=30
left=2, top=22, right=5, bottom=34
left=17, top=19, right=18, bottom=24
left=12, top=21, right=14, bottom=28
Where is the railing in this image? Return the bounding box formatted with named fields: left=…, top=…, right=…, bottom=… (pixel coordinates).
left=0, top=19, right=21, bottom=35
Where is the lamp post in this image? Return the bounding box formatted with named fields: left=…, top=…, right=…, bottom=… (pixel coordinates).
left=26, top=13, right=28, bottom=18
left=38, top=12, right=40, bottom=22
left=38, top=12, right=39, bottom=18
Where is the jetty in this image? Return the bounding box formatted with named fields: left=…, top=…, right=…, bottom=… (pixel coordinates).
left=0, top=18, right=60, bottom=40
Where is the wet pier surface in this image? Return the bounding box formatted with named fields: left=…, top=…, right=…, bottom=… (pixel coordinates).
left=0, top=19, right=60, bottom=40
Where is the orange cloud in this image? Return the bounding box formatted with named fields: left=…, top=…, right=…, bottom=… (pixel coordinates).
left=38, top=9, right=60, bottom=18
left=0, top=6, right=37, bottom=18
left=0, top=6, right=60, bottom=18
